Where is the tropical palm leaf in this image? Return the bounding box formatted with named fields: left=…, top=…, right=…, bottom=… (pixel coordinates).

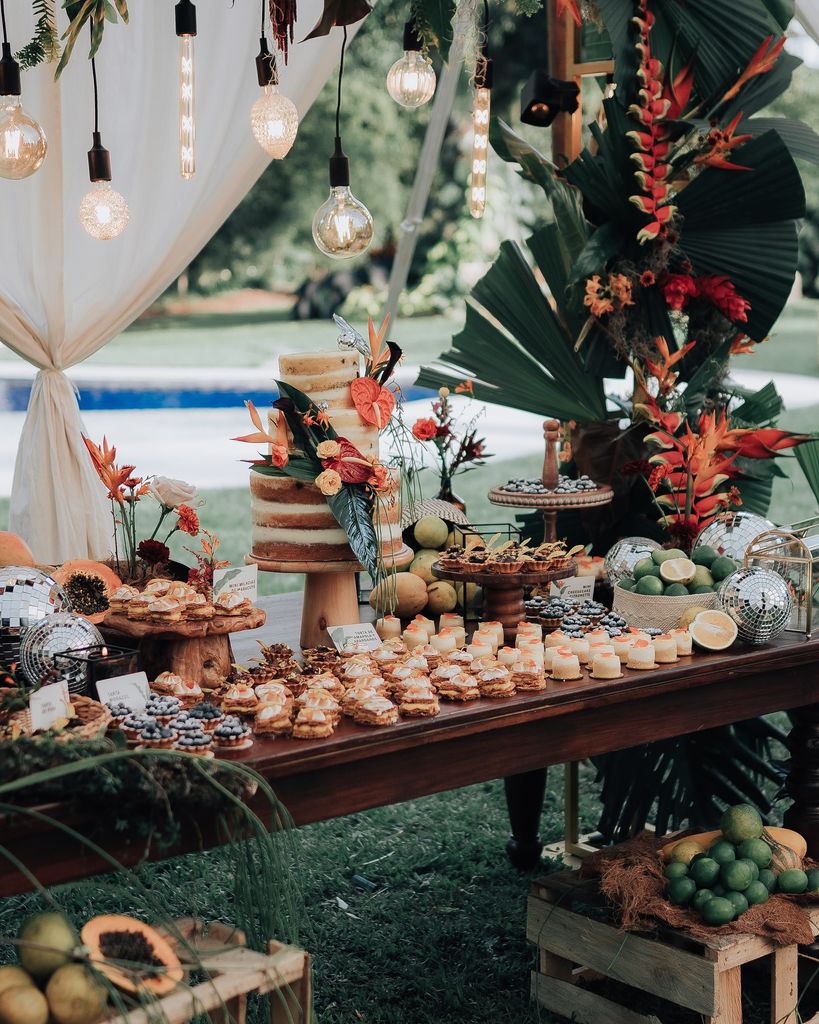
left=795, top=440, right=819, bottom=506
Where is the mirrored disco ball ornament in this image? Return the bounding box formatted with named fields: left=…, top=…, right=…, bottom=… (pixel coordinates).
left=718, top=567, right=792, bottom=645
left=694, top=511, right=775, bottom=562
left=0, top=566, right=71, bottom=665
left=20, top=614, right=103, bottom=693
left=604, top=537, right=662, bottom=586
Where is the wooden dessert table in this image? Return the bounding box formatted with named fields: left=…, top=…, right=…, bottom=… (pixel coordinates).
left=4, top=590, right=819, bottom=896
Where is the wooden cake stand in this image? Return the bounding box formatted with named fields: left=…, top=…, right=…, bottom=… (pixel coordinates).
left=246, top=544, right=414, bottom=650
left=432, top=561, right=576, bottom=644
left=488, top=420, right=613, bottom=542
left=101, top=608, right=266, bottom=682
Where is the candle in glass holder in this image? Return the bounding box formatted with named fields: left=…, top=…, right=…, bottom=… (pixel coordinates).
left=376, top=615, right=402, bottom=641
left=54, top=643, right=139, bottom=698
left=466, top=641, right=492, bottom=658
left=430, top=632, right=457, bottom=655
left=480, top=620, right=504, bottom=646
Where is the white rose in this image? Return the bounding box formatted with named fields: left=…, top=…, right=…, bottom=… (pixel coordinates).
left=150, top=476, right=198, bottom=509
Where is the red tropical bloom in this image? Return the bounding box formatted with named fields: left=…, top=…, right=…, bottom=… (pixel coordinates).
left=697, top=275, right=751, bottom=323
left=412, top=417, right=438, bottom=441
left=320, top=437, right=374, bottom=484
left=137, top=539, right=170, bottom=565
left=661, top=273, right=699, bottom=311
left=694, top=112, right=752, bottom=172
left=176, top=504, right=200, bottom=536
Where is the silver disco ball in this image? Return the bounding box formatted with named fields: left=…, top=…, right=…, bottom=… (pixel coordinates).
left=0, top=566, right=71, bottom=666
left=20, top=613, right=103, bottom=693
left=718, top=567, right=792, bottom=645
left=604, top=537, right=662, bottom=586
left=694, top=511, right=775, bottom=563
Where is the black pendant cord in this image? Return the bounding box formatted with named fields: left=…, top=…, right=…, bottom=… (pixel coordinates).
left=91, top=56, right=100, bottom=133
left=260, top=0, right=265, bottom=37
left=0, top=0, right=8, bottom=47
left=335, top=25, right=348, bottom=143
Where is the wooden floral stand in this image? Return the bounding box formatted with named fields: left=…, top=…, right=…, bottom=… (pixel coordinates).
left=101, top=608, right=266, bottom=682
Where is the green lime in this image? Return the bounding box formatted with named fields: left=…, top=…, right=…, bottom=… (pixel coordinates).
left=652, top=548, right=687, bottom=565
left=744, top=881, right=770, bottom=906
left=720, top=860, right=754, bottom=892
left=634, top=558, right=660, bottom=580
left=725, top=891, right=749, bottom=918
left=692, top=889, right=715, bottom=912
left=738, top=838, right=773, bottom=869
left=664, top=583, right=689, bottom=596
left=806, top=868, right=819, bottom=892
left=711, top=883, right=727, bottom=897
left=709, top=840, right=737, bottom=865
left=702, top=896, right=735, bottom=925
left=692, top=546, right=718, bottom=567
left=737, top=858, right=760, bottom=882
left=618, top=578, right=636, bottom=592
left=664, top=861, right=690, bottom=880
left=758, top=869, right=777, bottom=892
left=720, top=804, right=764, bottom=844
left=691, top=565, right=715, bottom=589
left=711, top=556, right=739, bottom=581
left=666, top=877, right=697, bottom=906
left=778, top=869, right=809, bottom=894
left=689, top=857, right=721, bottom=889
left=692, top=585, right=715, bottom=594
left=636, top=576, right=665, bottom=596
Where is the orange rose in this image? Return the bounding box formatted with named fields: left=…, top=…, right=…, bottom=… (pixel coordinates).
left=315, top=469, right=342, bottom=496
left=412, top=418, right=437, bottom=441
left=316, top=440, right=341, bottom=459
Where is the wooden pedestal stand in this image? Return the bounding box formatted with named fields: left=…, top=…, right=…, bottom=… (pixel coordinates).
left=246, top=545, right=414, bottom=650
left=101, top=608, right=266, bottom=682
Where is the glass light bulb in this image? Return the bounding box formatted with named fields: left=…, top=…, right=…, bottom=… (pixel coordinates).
left=0, top=97, right=47, bottom=179
left=79, top=181, right=129, bottom=240
left=250, top=84, right=299, bottom=159
left=386, top=50, right=436, bottom=108
left=312, top=185, right=374, bottom=259
left=469, top=85, right=491, bottom=219
left=179, top=34, right=195, bottom=179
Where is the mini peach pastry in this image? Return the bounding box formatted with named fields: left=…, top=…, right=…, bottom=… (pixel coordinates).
left=186, top=593, right=214, bottom=620
left=473, top=629, right=499, bottom=654
left=126, top=593, right=154, bottom=620
left=215, top=592, right=253, bottom=616
left=390, top=672, right=431, bottom=701
left=551, top=648, right=582, bottom=681
left=402, top=653, right=431, bottom=676
left=440, top=612, right=465, bottom=630
left=517, top=621, right=542, bottom=641
left=446, top=649, right=474, bottom=671
left=143, top=578, right=171, bottom=597
left=169, top=677, right=203, bottom=707
left=590, top=651, right=622, bottom=679
left=626, top=639, right=656, bottom=670
left=431, top=663, right=467, bottom=688
left=477, top=666, right=516, bottom=698
left=152, top=671, right=184, bottom=695
left=436, top=671, right=480, bottom=702
left=305, top=672, right=345, bottom=701
left=429, top=632, right=457, bottom=656
left=612, top=635, right=636, bottom=657
left=653, top=634, right=679, bottom=664
left=372, top=647, right=401, bottom=671
left=220, top=682, right=259, bottom=714
left=342, top=660, right=378, bottom=683
left=341, top=640, right=378, bottom=658
left=471, top=655, right=499, bottom=675
left=166, top=581, right=193, bottom=602
left=380, top=637, right=407, bottom=655
left=292, top=707, right=334, bottom=740
left=342, top=684, right=384, bottom=716
left=402, top=624, right=428, bottom=650
left=148, top=597, right=184, bottom=623
left=253, top=703, right=293, bottom=736
left=479, top=621, right=505, bottom=647
left=255, top=681, right=294, bottom=708
left=670, top=628, right=693, bottom=656
left=108, top=585, right=139, bottom=613
left=512, top=658, right=546, bottom=692
left=414, top=644, right=441, bottom=670
left=588, top=641, right=615, bottom=661
left=353, top=696, right=399, bottom=727
left=398, top=682, right=440, bottom=718
left=466, top=641, right=493, bottom=659
left=296, top=688, right=341, bottom=724
left=544, top=630, right=571, bottom=649
left=567, top=636, right=591, bottom=664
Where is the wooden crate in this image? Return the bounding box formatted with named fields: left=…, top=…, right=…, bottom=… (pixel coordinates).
left=528, top=870, right=819, bottom=1024
left=110, top=919, right=311, bottom=1024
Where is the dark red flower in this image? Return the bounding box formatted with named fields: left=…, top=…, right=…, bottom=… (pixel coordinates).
left=661, top=273, right=699, bottom=311
left=137, top=540, right=170, bottom=565
left=697, top=274, right=751, bottom=323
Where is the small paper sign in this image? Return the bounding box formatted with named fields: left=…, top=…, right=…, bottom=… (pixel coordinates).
left=96, top=671, right=151, bottom=712
left=550, top=575, right=595, bottom=602
left=327, top=623, right=382, bottom=653
left=29, top=681, right=71, bottom=732
left=213, top=564, right=258, bottom=603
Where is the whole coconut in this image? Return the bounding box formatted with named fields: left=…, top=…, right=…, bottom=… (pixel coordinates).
left=0, top=970, right=33, bottom=998
left=18, top=914, right=77, bottom=982
left=408, top=550, right=439, bottom=585
left=426, top=581, right=457, bottom=615
left=45, top=966, right=106, bottom=1024
left=369, top=573, right=428, bottom=617
left=0, top=986, right=48, bottom=1024
left=413, top=517, right=449, bottom=550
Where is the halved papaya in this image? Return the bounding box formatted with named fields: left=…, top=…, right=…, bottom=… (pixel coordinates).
left=53, top=561, right=121, bottom=595
left=80, top=916, right=182, bottom=996
left=660, top=826, right=807, bottom=864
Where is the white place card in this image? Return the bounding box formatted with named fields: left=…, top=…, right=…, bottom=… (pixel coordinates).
left=96, top=671, right=151, bottom=712
left=327, top=623, right=382, bottom=653
left=30, top=681, right=71, bottom=732
left=550, top=575, right=595, bottom=602
left=213, top=564, right=258, bottom=603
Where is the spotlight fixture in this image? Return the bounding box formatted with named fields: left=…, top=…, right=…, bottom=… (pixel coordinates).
left=386, top=19, right=436, bottom=108
left=250, top=0, right=299, bottom=159
left=0, top=0, right=47, bottom=180
left=175, top=0, right=197, bottom=179
left=79, top=58, right=128, bottom=239
left=520, top=70, right=579, bottom=127
left=312, top=27, right=373, bottom=259
left=468, top=47, right=492, bottom=220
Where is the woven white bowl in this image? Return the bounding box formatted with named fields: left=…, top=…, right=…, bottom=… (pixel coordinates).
left=612, top=587, right=718, bottom=632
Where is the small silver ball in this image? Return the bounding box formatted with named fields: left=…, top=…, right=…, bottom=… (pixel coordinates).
left=718, top=567, right=792, bottom=644
left=694, top=511, right=775, bottom=562
left=604, top=537, right=662, bottom=586
left=0, top=566, right=71, bottom=666
left=20, top=613, right=104, bottom=693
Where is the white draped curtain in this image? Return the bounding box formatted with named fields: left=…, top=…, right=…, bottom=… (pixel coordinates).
left=796, top=3, right=819, bottom=45
left=0, top=0, right=353, bottom=563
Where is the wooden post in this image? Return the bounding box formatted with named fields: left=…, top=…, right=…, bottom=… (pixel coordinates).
left=546, top=4, right=582, bottom=163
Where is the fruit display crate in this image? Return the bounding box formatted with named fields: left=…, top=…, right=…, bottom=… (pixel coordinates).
left=527, top=869, right=819, bottom=1024
left=109, top=919, right=311, bottom=1024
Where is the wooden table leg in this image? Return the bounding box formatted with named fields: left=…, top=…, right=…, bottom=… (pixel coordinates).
left=300, top=571, right=360, bottom=650
left=710, top=965, right=742, bottom=1024
left=783, top=705, right=819, bottom=858
left=482, top=582, right=526, bottom=645
left=504, top=768, right=547, bottom=870
left=772, top=946, right=798, bottom=1024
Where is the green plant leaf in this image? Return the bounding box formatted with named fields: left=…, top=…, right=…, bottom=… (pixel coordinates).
left=326, top=485, right=378, bottom=578
left=414, top=0, right=455, bottom=61
left=731, top=379, right=783, bottom=425
left=568, top=222, right=626, bottom=285
left=796, top=440, right=819, bottom=506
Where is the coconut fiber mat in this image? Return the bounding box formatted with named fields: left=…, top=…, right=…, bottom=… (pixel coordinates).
left=579, top=832, right=819, bottom=946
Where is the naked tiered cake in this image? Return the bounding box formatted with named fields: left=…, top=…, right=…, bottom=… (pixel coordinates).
left=250, top=351, right=400, bottom=563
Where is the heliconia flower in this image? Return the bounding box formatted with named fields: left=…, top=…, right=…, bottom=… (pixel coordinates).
left=233, top=401, right=290, bottom=469
left=455, top=379, right=474, bottom=395
left=644, top=336, right=697, bottom=390
left=694, top=112, right=753, bottom=171
left=82, top=434, right=139, bottom=505
left=630, top=195, right=656, bottom=214
left=663, top=59, right=695, bottom=120
left=366, top=315, right=392, bottom=378
left=556, top=0, right=581, bottom=27
left=722, top=35, right=786, bottom=103
left=718, top=428, right=813, bottom=460
left=730, top=333, right=757, bottom=355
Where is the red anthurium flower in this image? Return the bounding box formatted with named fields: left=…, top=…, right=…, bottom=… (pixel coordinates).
left=350, top=375, right=396, bottom=429
left=320, top=437, right=374, bottom=484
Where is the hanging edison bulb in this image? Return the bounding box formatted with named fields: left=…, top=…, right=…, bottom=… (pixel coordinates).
left=176, top=0, right=197, bottom=179
left=79, top=133, right=128, bottom=240
left=0, top=42, right=47, bottom=179
left=312, top=139, right=374, bottom=259
left=251, top=37, right=298, bottom=159
left=386, top=20, right=436, bottom=108
left=469, top=55, right=492, bottom=219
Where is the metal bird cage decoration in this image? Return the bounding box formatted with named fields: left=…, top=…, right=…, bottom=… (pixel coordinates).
left=744, top=516, right=819, bottom=638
